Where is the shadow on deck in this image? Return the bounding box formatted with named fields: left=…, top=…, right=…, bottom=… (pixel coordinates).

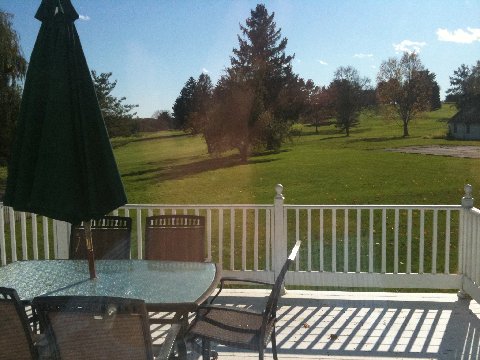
left=178, top=289, right=480, bottom=359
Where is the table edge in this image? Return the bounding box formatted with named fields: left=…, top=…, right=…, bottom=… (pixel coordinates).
left=146, top=262, right=222, bottom=313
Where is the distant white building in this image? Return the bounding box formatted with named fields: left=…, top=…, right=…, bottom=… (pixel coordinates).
left=448, top=107, right=480, bottom=140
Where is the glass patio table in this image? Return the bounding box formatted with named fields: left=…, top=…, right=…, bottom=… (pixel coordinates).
left=0, top=259, right=220, bottom=359
left=0, top=259, right=221, bottom=313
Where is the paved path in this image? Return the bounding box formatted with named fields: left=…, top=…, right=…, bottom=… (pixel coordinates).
left=386, top=145, right=480, bottom=159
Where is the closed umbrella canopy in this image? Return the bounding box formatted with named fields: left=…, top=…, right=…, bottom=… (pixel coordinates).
left=4, top=0, right=127, bottom=225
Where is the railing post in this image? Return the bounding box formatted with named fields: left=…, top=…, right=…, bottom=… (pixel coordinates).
left=53, top=220, right=70, bottom=259
left=462, top=184, right=474, bottom=209
left=273, top=184, right=286, bottom=284
left=458, top=184, right=474, bottom=299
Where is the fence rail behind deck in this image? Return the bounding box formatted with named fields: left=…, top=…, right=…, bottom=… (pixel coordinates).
left=284, top=204, right=463, bottom=290
left=116, top=204, right=274, bottom=281
left=285, top=205, right=461, bottom=272
left=1, top=184, right=479, bottom=300
left=0, top=205, right=57, bottom=265
left=0, top=203, right=276, bottom=283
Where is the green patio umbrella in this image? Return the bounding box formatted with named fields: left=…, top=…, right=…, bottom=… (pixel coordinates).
left=3, top=0, right=127, bottom=279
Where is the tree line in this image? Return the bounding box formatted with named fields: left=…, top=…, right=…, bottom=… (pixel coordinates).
left=171, top=4, right=446, bottom=161
left=1, top=5, right=479, bottom=164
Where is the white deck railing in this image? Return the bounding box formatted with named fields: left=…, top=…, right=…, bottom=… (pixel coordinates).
left=284, top=204, right=461, bottom=289
left=1, top=184, right=479, bottom=302
left=459, top=186, right=480, bottom=302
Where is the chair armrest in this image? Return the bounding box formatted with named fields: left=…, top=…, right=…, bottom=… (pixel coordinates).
left=209, top=277, right=274, bottom=304
left=219, top=277, right=274, bottom=287
left=198, top=304, right=261, bottom=316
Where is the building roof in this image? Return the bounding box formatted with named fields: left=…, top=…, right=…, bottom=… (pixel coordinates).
left=449, top=107, right=480, bottom=124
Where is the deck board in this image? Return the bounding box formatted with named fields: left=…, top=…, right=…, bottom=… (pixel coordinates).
left=157, top=289, right=480, bottom=359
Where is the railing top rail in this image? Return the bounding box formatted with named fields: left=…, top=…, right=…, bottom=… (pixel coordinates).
left=121, top=204, right=274, bottom=210
left=0, top=202, right=466, bottom=212
left=285, top=204, right=462, bottom=210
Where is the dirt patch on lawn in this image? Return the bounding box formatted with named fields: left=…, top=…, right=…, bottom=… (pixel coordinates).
left=386, top=145, right=480, bottom=158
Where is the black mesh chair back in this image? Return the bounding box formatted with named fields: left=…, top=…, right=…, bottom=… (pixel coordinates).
left=32, top=296, right=153, bottom=360
left=0, top=287, right=38, bottom=360
left=145, top=215, right=205, bottom=262
left=70, top=216, right=132, bottom=260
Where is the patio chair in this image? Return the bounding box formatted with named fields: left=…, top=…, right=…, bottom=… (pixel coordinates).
left=144, top=214, right=206, bottom=357
left=145, top=215, right=206, bottom=262
left=0, top=287, right=39, bottom=360
left=186, top=240, right=301, bottom=360
left=32, top=295, right=180, bottom=360
left=70, top=216, right=132, bottom=260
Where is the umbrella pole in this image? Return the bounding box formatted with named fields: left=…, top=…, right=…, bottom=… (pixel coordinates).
left=84, top=221, right=96, bottom=279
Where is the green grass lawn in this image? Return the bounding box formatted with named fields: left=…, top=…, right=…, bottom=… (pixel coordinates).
left=105, top=104, right=479, bottom=206
left=2, top=104, right=477, bottom=205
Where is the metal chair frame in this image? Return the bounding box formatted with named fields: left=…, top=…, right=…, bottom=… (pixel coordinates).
left=187, top=241, right=301, bottom=360
left=0, top=287, right=39, bottom=360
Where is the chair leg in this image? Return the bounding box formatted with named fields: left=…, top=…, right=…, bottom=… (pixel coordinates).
left=202, top=339, right=211, bottom=360
left=271, top=326, right=278, bottom=360
left=176, top=339, right=187, bottom=359
left=259, top=347, right=264, bottom=360
left=176, top=315, right=189, bottom=359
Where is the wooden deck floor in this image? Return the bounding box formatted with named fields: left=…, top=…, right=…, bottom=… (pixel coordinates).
left=152, top=289, right=480, bottom=360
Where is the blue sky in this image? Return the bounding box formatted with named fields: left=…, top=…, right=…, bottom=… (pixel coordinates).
left=1, top=0, right=480, bottom=118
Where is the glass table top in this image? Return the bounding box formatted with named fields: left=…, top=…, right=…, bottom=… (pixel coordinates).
left=0, top=260, right=219, bottom=310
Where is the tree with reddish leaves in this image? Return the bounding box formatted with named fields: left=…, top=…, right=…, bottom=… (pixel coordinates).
left=304, top=85, right=335, bottom=133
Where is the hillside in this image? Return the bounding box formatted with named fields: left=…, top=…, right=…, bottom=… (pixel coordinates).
left=1, top=104, right=480, bottom=206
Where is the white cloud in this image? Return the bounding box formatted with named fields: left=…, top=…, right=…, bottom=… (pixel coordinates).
left=437, top=27, right=480, bottom=43
left=317, top=60, right=328, bottom=65
left=393, top=40, right=426, bottom=53
left=79, top=14, right=90, bottom=21
left=354, top=53, right=373, bottom=59
left=202, top=68, right=209, bottom=74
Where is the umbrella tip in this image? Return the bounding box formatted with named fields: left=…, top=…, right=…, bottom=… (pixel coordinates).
left=35, top=0, right=79, bottom=22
